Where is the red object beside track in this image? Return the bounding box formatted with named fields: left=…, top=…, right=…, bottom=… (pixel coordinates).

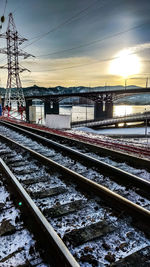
left=1, top=117, right=150, bottom=158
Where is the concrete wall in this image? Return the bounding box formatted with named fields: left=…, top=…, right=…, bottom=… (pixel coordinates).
left=26, top=100, right=32, bottom=122
left=46, top=114, right=71, bottom=129
left=29, top=106, right=36, bottom=123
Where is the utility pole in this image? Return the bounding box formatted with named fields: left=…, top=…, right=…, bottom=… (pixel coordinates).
left=146, top=77, right=148, bottom=88
left=124, top=79, right=127, bottom=118
left=145, top=108, right=148, bottom=144
left=0, top=13, right=34, bottom=119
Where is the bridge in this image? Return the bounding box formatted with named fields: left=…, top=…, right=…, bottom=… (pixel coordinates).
left=25, top=87, right=150, bottom=122
left=71, top=112, right=150, bottom=128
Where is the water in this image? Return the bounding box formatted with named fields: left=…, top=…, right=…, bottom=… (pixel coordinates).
left=113, top=105, right=150, bottom=117
left=34, top=104, right=150, bottom=124
left=60, top=105, right=94, bottom=122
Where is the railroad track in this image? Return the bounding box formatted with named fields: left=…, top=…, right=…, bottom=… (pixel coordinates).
left=0, top=121, right=150, bottom=210
left=0, top=160, right=50, bottom=267
left=2, top=118, right=150, bottom=158
left=1, top=119, right=150, bottom=171
left=0, top=120, right=150, bottom=186
left=0, top=121, right=150, bottom=265
left=0, top=154, right=79, bottom=267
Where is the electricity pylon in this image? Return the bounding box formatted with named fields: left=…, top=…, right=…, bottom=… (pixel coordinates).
left=0, top=13, right=34, bottom=119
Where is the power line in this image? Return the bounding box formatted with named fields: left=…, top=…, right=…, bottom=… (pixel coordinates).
left=0, top=0, right=31, bottom=63
left=22, top=0, right=101, bottom=50
left=37, top=22, right=150, bottom=58
left=0, top=0, right=23, bottom=30
left=0, top=0, right=7, bottom=29
left=1, top=1, right=149, bottom=77
left=30, top=0, right=101, bottom=40
left=3, top=0, right=7, bottom=15
left=22, top=0, right=149, bottom=55
left=33, top=50, right=143, bottom=73
left=12, top=0, right=24, bottom=15
left=0, top=0, right=25, bottom=32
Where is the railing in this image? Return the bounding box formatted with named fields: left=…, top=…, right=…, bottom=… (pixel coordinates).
left=72, top=112, right=150, bottom=128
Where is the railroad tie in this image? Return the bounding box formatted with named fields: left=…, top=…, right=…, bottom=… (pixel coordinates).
left=111, top=246, right=150, bottom=266
left=43, top=199, right=87, bottom=218
left=28, top=186, right=67, bottom=199
left=63, top=220, right=115, bottom=247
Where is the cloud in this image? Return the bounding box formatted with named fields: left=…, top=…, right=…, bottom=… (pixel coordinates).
left=128, top=42, right=150, bottom=54
left=19, top=55, right=134, bottom=87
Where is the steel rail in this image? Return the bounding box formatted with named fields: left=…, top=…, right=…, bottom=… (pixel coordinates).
left=0, top=157, right=80, bottom=267
left=2, top=118, right=149, bottom=156
left=1, top=119, right=150, bottom=170
left=0, top=120, right=150, bottom=192
left=3, top=118, right=150, bottom=155
left=0, top=133, right=150, bottom=228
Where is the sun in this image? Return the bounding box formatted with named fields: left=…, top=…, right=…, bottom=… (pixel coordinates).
left=109, top=49, right=140, bottom=78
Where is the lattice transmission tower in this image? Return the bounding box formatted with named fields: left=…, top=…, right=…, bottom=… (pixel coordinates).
left=0, top=13, right=34, bottom=119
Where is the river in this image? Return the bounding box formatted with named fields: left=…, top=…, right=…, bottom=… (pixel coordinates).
left=34, top=104, right=150, bottom=125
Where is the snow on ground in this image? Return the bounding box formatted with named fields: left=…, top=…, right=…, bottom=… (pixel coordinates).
left=73, top=126, right=150, bottom=136
left=67, top=126, right=150, bottom=147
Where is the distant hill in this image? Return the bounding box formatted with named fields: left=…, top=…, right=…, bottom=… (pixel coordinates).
left=0, top=85, right=149, bottom=104
left=115, top=93, right=150, bottom=105
left=22, top=84, right=140, bottom=96
left=0, top=84, right=140, bottom=97
left=22, top=85, right=150, bottom=105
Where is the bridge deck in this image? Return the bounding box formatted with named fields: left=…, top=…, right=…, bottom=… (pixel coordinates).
left=25, top=87, right=150, bottom=102
left=72, top=112, right=150, bottom=128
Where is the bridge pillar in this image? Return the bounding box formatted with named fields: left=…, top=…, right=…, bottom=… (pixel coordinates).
left=105, top=101, right=113, bottom=119
left=94, top=102, right=105, bottom=120
left=44, top=101, right=59, bottom=117
left=93, top=93, right=113, bottom=120
left=25, top=100, right=32, bottom=122
left=94, top=101, right=113, bottom=120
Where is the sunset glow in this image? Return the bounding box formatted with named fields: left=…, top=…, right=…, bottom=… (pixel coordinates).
left=0, top=0, right=149, bottom=88
left=109, top=50, right=141, bottom=78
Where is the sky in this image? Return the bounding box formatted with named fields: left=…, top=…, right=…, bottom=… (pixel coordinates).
left=0, top=0, right=150, bottom=88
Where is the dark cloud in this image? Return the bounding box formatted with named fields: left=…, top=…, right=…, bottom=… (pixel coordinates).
left=1, top=0, right=149, bottom=55
left=1, top=0, right=150, bottom=87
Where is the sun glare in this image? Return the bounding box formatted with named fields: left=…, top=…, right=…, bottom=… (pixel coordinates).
left=109, top=50, right=140, bottom=78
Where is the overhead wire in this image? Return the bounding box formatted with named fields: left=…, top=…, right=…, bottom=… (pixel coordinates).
left=0, top=0, right=31, bottom=64
left=24, top=0, right=128, bottom=48
left=0, top=0, right=109, bottom=64
left=0, top=0, right=7, bottom=28
left=0, top=0, right=30, bottom=83
left=1, top=0, right=150, bottom=81
left=29, top=0, right=101, bottom=40
left=21, top=0, right=103, bottom=50
left=12, top=0, right=24, bottom=15
left=0, top=0, right=101, bottom=56
left=6, top=0, right=148, bottom=63
left=0, top=0, right=7, bottom=63
left=23, top=19, right=150, bottom=73
left=33, top=50, right=146, bottom=73
left=21, top=0, right=149, bottom=54
left=37, top=22, right=150, bottom=58
left=3, top=0, right=7, bottom=16
left=0, top=0, right=24, bottom=28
